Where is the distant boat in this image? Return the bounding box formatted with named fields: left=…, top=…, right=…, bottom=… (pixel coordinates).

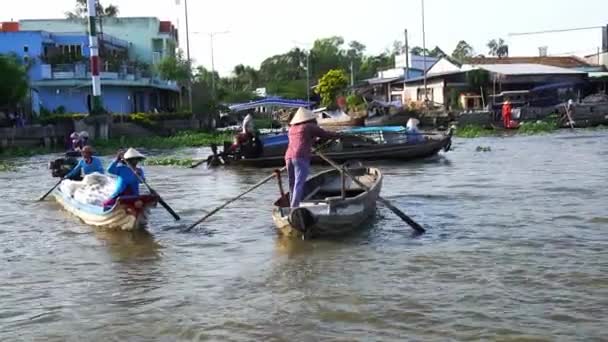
left=272, top=166, right=382, bottom=239
left=313, top=107, right=365, bottom=128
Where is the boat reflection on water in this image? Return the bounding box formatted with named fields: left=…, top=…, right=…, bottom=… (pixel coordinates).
left=273, top=236, right=315, bottom=258
left=93, top=228, right=163, bottom=261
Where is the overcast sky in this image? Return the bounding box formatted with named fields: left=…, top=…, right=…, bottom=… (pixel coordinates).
left=3, top=0, right=607, bottom=75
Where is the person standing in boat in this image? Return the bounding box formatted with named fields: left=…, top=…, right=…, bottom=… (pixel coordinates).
left=285, top=107, right=339, bottom=208
left=64, top=145, right=105, bottom=180
left=406, top=118, right=424, bottom=143
left=103, top=148, right=146, bottom=207
left=501, top=99, right=513, bottom=128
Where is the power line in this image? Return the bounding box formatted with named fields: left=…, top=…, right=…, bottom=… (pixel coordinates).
left=508, top=26, right=604, bottom=37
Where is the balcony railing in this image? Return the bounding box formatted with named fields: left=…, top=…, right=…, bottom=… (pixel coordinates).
left=39, top=63, right=178, bottom=89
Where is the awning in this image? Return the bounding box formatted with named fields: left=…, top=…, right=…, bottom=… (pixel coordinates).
left=228, top=97, right=313, bottom=112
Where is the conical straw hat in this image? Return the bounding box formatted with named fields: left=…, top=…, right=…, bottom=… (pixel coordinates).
left=290, top=107, right=316, bottom=125
left=124, top=147, right=146, bottom=160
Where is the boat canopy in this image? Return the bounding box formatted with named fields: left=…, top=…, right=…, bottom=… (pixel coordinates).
left=228, top=97, right=313, bottom=112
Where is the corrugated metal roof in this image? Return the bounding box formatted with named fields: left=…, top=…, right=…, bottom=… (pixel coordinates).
left=469, top=56, right=591, bottom=68
left=473, top=64, right=586, bottom=75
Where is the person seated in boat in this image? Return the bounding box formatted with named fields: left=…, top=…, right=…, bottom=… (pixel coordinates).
left=285, top=107, right=340, bottom=208
left=405, top=118, right=424, bottom=143
left=228, top=114, right=264, bottom=159
left=64, top=145, right=105, bottom=180
left=102, top=148, right=146, bottom=208
left=69, top=132, right=83, bottom=151
left=79, top=131, right=89, bottom=146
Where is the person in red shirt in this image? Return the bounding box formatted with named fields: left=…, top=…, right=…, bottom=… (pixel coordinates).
left=502, top=100, right=513, bottom=128
left=285, top=107, right=339, bottom=207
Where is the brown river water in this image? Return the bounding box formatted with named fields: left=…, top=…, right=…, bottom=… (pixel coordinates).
left=1, top=131, right=607, bottom=341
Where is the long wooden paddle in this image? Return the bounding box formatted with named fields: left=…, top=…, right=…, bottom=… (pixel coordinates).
left=184, top=166, right=287, bottom=232
left=125, top=162, right=181, bottom=221
left=314, top=151, right=426, bottom=234
left=38, top=178, right=64, bottom=201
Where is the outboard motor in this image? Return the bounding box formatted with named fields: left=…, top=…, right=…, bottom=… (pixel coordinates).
left=48, top=153, right=79, bottom=178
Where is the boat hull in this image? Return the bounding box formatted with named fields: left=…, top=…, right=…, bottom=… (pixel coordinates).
left=230, top=135, right=450, bottom=168
left=53, top=189, right=157, bottom=231
left=272, top=167, right=382, bottom=239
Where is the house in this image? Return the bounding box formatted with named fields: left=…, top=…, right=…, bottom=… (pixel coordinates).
left=401, top=64, right=588, bottom=110
left=0, top=17, right=180, bottom=115
left=356, top=53, right=439, bottom=102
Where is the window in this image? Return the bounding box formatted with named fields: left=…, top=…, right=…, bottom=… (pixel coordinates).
left=417, top=88, right=433, bottom=101
left=23, top=45, right=29, bottom=53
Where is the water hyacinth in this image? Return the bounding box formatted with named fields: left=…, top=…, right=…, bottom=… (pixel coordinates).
left=0, top=161, right=16, bottom=172
left=145, top=157, right=198, bottom=167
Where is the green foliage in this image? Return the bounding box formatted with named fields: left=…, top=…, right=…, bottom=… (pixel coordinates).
left=315, top=69, right=349, bottom=107
left=448, top=89, right=462, bottom=110
left=452, top=40, right=473, bottom=63
left=454, top=125, right=496, bottom=138
left=156, top=50, right=191, bottom=82
left=266, top=79, right=307, bottom=99
left=35, top=113, right=87, bottom=125
left=0, top=161, right=16, bottom=172
left=518, top=120, right=558, bottom=134
left=346, top=94, right=366, bottom=111
left=94, top=131, right=232, bottom=152
left=65, top=0, right=119, bottom=18
left=487, top=38, right=509, bottom=58
left=145, top=157, right=196, bottom=167
left=466, top=69, right=490, bottom=100
left=0, top=54, right=28, bottom=109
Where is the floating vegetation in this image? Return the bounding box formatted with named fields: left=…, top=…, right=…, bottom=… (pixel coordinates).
left=518, top=120, right=558, bottom=135
left=145, top=157, right=198, bottom=167
left=454, top=125, right=496, bottom=138
left=0, top=161, right=16, bottom=172
left=475, top=146, right=492, bottom=152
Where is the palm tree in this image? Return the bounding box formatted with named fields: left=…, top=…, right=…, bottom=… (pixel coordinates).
left=65, top=0, right=119, bottom=19
left=487, top=38, right=509, bottom=58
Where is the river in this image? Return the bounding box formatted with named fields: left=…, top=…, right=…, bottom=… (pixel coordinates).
left=1, top=131, right=607, bottom=341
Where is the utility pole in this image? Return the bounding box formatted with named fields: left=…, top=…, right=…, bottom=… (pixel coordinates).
left=183, top=0, right=193, bottom=112
left=403, top=29, right=409, bottom=104
left=86, top=0, right=102, bottom=114
left=421, top=0, right=428, bottom=104
left=350, top=59, right=354, bottom=87
left=306, top=51, right=310, bottom=105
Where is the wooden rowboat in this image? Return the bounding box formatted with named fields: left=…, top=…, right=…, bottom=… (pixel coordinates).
left=272, top=166, right=382, bottom=239
left=53, top=187, right=158, bottom=231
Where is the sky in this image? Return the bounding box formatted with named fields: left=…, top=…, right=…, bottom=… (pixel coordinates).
left=2, top=0, right=607, bottom=76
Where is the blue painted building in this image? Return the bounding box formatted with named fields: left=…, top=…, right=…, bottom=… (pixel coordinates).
left=0, top=19, right=180, bottom=115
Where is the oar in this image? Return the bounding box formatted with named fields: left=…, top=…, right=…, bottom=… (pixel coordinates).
left=184, top=166, right=287, bottom=232
left=38, top=178, right=64, bottom=201
left=125, top=162, right=181, bottom=221
left=314, top=151, right=426, bottom=234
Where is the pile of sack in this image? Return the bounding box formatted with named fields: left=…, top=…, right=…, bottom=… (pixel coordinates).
left=60, top=173, right=117, bottom=206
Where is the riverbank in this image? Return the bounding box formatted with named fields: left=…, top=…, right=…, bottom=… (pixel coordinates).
left=0, top=131, right=232, bottom=158
left=454, top=120, right=607, bottom=138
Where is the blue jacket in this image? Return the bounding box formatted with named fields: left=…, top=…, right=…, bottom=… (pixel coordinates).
left=406, top=128, right=424, bottom=143
left=65, top=157, right=105, bottom=178
left=107, top=160, right=145, bottom=199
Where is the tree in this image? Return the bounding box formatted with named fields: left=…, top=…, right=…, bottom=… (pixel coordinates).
left=452, top=40, right=474, bottom=62
left=315, top=69, right=348, bottom=107
left=428, top=46, right=446, bottom=58
left=65, top=0, right=119, bottom=18
left=156, top=50, right=191, bottom=82
left=410, top=46, right=426, bottom=56
left=487, top=38, right=509, bottom=58
left=0, top=54, right=28, bottom=109
left=359, top=52, right=393, bottom=79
